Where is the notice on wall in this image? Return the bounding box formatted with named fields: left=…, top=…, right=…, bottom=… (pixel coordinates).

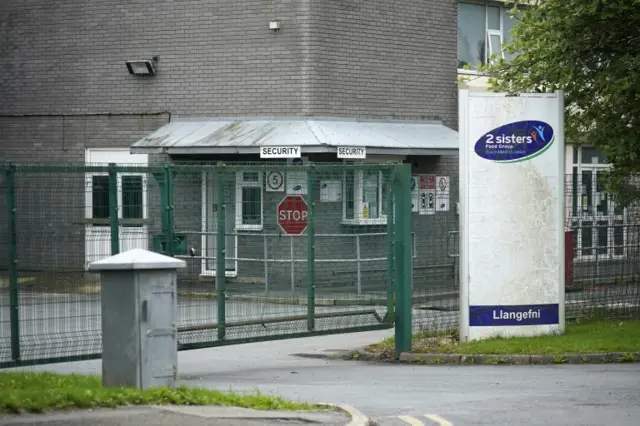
left=320, top=180, right=342, bottom=202
left=411, top=176, right=419, bottom=213
left=286, top=171, right=307, bottom=195
left=435, top=176, right=450, bottom=212
left=419, top=174, right=436, bottom=216
left=266, top=171, right=285, bottom=192
left=458, top=89, right=565, bottom=342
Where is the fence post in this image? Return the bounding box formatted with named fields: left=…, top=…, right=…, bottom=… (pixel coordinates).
left=385, top=182, right=395, bottom=326
left=393, top=164, right=412, bottom=358
left=263, top=234, right=269, bottom=292
left=290, top=237, right=295, bottom=294
left=108, top=163, right=120, bottom=256
left=6, top=163, right=20, bottom=363
left=215, top=168, right=226, bottom=341
left=307, top=165, right=316, bottom=332
left=164, top=164, right=175, bottom=256
left=158, top=173, right=168, bottom=236
left=356, top=235, right=361, bottom=295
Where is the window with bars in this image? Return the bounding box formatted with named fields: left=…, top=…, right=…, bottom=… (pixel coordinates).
left=235, top=171, right=263, bottom=230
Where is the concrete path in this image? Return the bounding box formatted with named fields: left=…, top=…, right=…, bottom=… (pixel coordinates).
left=0, top=406, right=349, bottom=426
left=7, top=330, right=640, bottom=426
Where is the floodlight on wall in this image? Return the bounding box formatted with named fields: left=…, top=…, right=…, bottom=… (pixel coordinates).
left=125, top=57, right=158, bottom=76
left=269, top=21, right=281, bottom=32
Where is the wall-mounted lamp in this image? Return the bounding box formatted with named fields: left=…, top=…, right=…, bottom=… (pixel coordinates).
left=125, top=56, right=159, bottom=76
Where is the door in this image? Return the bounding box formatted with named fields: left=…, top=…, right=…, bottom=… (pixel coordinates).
left=139, top=270, right=177, bottom=389
left=201, top=171, right=238, bottom=277
left=572, top=166, right=626, bottom=260
left=85, top=149, right=149, bottom=269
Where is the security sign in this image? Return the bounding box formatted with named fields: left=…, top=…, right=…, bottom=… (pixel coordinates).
left=277, top=195, right=308, bottom=235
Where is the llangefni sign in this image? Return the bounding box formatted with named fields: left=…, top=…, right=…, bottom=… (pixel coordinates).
left=468, top=304, right=560, bottom=326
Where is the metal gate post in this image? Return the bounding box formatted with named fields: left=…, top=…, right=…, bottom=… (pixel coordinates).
left=385, top=181, right=395, bottom=326
left=215, top=168, right=226, bottom=341
left=306, top=165, right=316, bottom=332
left=108, top=163, right=119, bottom=255
left=393, top=163, right=412, bottom=358
left=6, top=163, right=20, bottom=362
left=164, top=164, right=175, bottom=256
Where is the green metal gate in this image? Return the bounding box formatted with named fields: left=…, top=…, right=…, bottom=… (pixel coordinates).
left=1, top=162, right=412, bottom=368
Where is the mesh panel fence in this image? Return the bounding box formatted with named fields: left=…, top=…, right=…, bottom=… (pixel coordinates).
left=564, top=173, right=640, bottom=320
left=411, top=155, right=460, bottom=332
left=1, top=162, right=400, bottom=366
left=412, top=169, right=640, bottom=334
left=1, top=164, right=164, bottom=364
left=171, top=164, right=395, bottom=347
left=3, top=161, right=640, bottom=367
left=0, top=174, right=8, bottom=363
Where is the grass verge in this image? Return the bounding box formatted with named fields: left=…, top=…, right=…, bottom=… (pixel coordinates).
left=366, top=319, right=640, bottom=357
left=0, top=372, right=319, bottom=414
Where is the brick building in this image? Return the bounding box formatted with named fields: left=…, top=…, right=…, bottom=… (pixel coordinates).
left=0, top=0, right=464, bottom=293
left=1, top=0, right=635, bottom=301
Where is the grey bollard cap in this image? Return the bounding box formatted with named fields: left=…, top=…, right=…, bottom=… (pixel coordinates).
left=89, top=248, right=187, bottom=271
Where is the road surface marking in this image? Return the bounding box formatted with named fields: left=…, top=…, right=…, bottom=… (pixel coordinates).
left=398, top=415, right=425, bottom=426
left=424, top=413, right=454, bottom=426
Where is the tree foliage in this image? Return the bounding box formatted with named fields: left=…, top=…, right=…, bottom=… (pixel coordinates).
left=479, top=0, right=640, bottom=205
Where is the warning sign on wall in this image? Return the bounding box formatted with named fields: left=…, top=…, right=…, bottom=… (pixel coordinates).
left=419, top=174, right=436, bottom=215
left=436, top=176, right=450, bottom=212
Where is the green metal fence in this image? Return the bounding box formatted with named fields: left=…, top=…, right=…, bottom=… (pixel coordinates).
left=0, top=162, right=413, bottom=368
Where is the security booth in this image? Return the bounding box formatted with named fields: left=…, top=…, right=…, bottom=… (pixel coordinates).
left=128, top=117, right=459, bottom=340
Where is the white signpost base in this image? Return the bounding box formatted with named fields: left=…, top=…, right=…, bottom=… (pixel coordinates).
left=458, top=90, right=566, bottom=342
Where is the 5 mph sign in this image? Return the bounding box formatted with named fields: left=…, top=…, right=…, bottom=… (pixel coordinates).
left=277, top=195, right=308, bottom=235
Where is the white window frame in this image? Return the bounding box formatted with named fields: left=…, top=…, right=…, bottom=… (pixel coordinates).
left=341, top=156, right=403, bottom=226
left=83, top=148, right=149, bottom=270
left=457, top=2, right=515, bottom=73
left=200, top=171, right=239, bottom=278
left=569, top=146, right=628, bottom=262
left=235, top=170, right=264, bottom=231
left=486, top=29, right=504, bottom=64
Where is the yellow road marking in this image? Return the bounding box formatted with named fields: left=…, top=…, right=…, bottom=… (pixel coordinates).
left=398, top=415, right=425, bottom=426
left=424, top=413, right=454, bottom=426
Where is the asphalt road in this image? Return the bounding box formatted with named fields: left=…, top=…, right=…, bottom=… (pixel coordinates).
left=8, top=330, right=640, bottom=426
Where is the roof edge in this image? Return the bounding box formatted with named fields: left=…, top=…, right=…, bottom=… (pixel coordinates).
left=131, top=146, right=458, bottom=156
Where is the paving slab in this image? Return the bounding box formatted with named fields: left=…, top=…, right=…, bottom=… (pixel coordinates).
left=0, top=406, right=349, bottom=426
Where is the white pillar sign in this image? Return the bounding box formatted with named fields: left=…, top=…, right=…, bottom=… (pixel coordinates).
left=458, top=90, right=565, bottom=341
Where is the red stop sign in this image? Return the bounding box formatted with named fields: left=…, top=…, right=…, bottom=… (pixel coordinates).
left=277, top=195, right=308, bottom=235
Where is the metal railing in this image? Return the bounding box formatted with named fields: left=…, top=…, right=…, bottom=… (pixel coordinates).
left=175, top=231, right=417, bottom=295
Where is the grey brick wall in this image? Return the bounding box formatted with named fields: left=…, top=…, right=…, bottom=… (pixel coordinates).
left=1, top=0, right=457, bottom=127
left=310, top=0, right=459, bottom=127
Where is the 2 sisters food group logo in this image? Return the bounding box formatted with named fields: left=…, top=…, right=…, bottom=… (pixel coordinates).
left=474, top=120, right=555, bottom=163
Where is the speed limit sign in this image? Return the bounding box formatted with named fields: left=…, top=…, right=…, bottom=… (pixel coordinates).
left=266, top=171, right=284, bottom=192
